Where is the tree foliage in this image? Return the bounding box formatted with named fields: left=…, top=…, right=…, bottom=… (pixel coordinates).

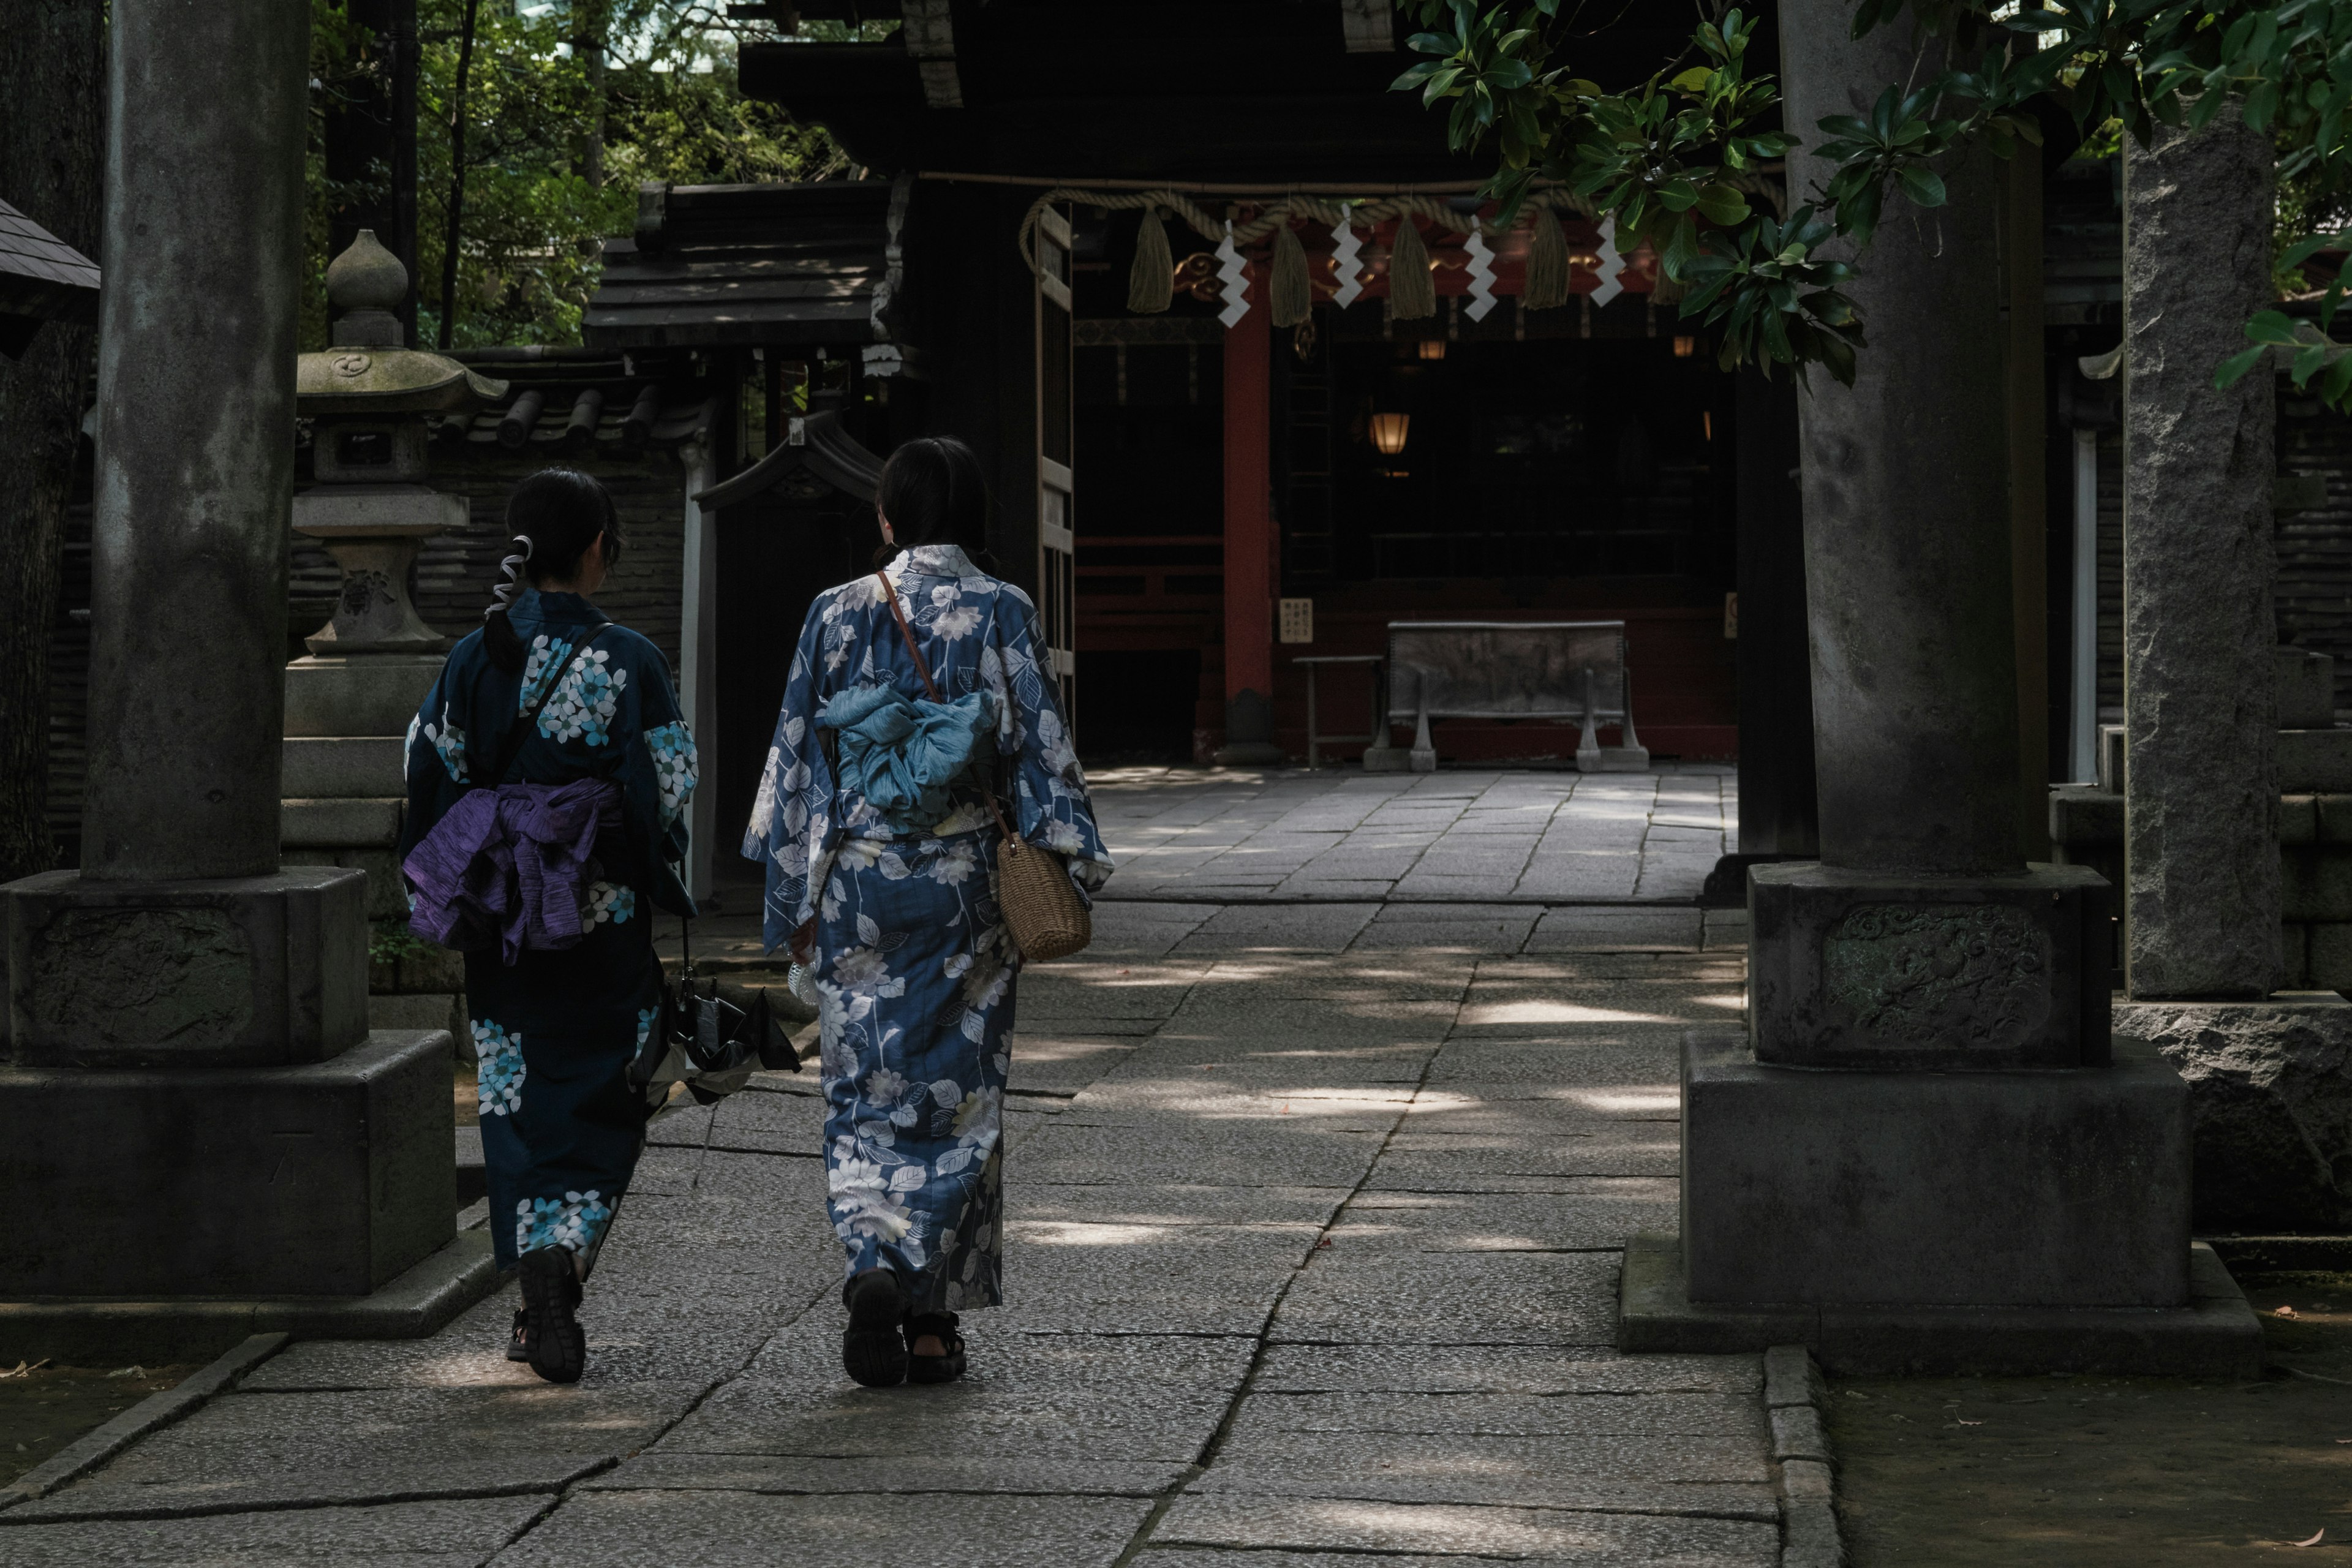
left=304, top=0, right=858, bottom=349
left=1396, top=0, right=2352, bottom=407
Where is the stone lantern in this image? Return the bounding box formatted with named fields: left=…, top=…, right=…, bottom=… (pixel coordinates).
left=282, top=233, right=503, bottom=1041
left=294, top=230, right=503, bottom=658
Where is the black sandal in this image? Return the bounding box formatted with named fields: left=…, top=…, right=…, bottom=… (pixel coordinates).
left=519, top=1247, right=586, bottom=1384
left=904, top=1310, right=966, bottom=1384
left=843, top=1270, right=909, bottom=1387
left=507, top=1306, right=533, bottom=1363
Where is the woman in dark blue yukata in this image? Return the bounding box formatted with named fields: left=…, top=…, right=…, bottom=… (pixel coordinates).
left=399, top=467, right=699, bottom=1384
left=744, top=436, right=1114, bottom=1387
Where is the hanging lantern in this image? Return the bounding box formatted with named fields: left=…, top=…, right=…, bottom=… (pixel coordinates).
left=1416, top=339, right=1446, bottom=361
left=1369, top=412, right=1411, bottom=455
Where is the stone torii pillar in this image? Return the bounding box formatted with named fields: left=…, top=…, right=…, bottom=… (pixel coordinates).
left=1620, top=0, right=2259, bottom=1375
left=0, top=0, right=478, bottom=1358
left=2119, top=110, right=2280, bottom=999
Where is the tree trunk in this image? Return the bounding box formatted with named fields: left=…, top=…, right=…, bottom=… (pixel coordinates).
left=436, top=0, right=480, bottom=350
left=0, top=0, right=105, bottom=884
left=577, top=0, right=608, bottom=189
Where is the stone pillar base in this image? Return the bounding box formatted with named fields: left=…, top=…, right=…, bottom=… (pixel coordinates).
left=2117, top=993, right=2352, bottom=1232
left=4, top=867, right=369, bottom=1069
left=1750, top=860, right=2111, bottom=1069
left=1681, top=1027, right=2190, bottom=1307
left=1213, top=688, right=1284, bottom=767
left=0, top=1030, right=455, bottom=1300
left=0, top=1231, right=498, bottom=1366
left=1618, top=1232, right=2263, bottom=1378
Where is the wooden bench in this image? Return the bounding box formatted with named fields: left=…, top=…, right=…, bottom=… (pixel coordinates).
left=1366, top=620, right=1648, bottom=774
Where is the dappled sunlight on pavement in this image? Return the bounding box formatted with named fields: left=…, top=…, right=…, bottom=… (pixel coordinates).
left=0, top=898, right=1777, bottom=1567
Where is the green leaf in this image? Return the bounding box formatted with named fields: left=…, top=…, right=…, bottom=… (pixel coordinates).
left=2323, top=350, right=2352, bottom=409
left=1669, top=66, right=1713, bottom=92
left=2293, top=341, right=2329, bottom=387
left=2246, top=310, right=2302, bottom=346
left=1695, top=182, right=1752, bottom=225
left=2282, top=232, right=2349, bottom=270
left=1657, top=176, right=1702, bottom=213
left=1898, top=166, right=1948, bottom=207
left=2214, top=344, right=2271, bottom=388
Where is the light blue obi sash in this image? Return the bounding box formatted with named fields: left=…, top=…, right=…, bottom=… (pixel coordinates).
left=820, top=684, right=997, bottom=834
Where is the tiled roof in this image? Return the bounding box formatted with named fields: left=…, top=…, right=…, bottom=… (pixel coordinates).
left=584, top=178, right=909, bottom=349
left=0, top=195, right=100, bottom=325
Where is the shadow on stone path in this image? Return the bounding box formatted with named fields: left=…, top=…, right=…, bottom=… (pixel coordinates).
left=0, top=902, right=1776, bottom=1567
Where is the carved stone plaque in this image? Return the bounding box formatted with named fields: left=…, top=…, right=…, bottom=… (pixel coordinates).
left=28, top=907, right=255, bottom=1051
left=1822, top=903, right=2054, bottom=1049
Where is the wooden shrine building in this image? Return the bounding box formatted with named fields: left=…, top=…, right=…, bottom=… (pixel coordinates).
left=657, top=0, right=1758, bottom=790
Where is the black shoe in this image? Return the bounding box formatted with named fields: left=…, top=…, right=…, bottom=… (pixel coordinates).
left=842, top=1270, right=908, bottom=1387
left=519, top=1247, right=586, bottom=1384
left=507, top=1306, right=533, bottom=1363
left=904, top=1311, right=966, bottom=1385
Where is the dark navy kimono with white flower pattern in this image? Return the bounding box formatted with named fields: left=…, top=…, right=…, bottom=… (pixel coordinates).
left=402, top=589, right=699, bottom=1273
left=742, top=545, right=1113, bottom=1313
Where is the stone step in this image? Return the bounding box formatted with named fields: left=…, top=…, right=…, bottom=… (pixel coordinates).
left=284, top=735, right=407, bottom=799
left=456, top=1125, right=484, bottom=1208
left=284, top=652, right=443, bottom=739
left=283, top=796, right=402, bottom=849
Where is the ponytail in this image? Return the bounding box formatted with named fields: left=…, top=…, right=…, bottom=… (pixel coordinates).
left=483, top=535, right=533, bottom=673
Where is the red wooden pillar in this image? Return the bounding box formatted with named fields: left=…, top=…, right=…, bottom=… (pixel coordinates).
left=1215, top=254, right=1282, bottom=764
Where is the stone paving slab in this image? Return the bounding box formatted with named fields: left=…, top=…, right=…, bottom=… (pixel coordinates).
left=1150, top=1495, right=1779, bottom=1565
left=586, top=1449, right=1190, bottom=1496
left=7, top=1384, right=702, bottom=1518
left=1228, top=1389, right=1766, bottom=1440
left=1194, top=1431, right=1776, bottom=1513
left=494, top=1491, right=1153, bottom=1568
left=1330, top=1188, right=1678, bottom=1251
left=1272, top=1250, right=1623, bottom=1346
left=1248, top=1346, right=1759, bottom=1395
left=1139, top=1555, right=1746, bottom=1568
left=1090, top=766, right=1733, bottom=905
left=0, top=1497, right=550, bottom=1566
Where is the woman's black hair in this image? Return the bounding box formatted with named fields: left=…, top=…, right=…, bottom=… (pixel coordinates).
left=872, top=435, right=997, bottom=573
left=482, top=466, right=626, bottom=672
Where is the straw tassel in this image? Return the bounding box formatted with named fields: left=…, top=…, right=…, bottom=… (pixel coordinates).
left=1522, top=209, right=1570, bottom=311
left=1128, top=203, right=1174, bottom=314
left=1270, top=219, right=1313, bottom=328
left=1387, top=213, right=1436, bottom=320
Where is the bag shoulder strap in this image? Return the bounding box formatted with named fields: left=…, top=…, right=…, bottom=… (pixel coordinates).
left=491, top=620, right=612, bottom=786
left=874, top=571, right=1019, bottom=846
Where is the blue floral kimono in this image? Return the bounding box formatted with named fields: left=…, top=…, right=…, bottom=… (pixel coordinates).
left=742, top=544, right=1113, bottom=1313
left=401, top=589, right=699, bottom=1274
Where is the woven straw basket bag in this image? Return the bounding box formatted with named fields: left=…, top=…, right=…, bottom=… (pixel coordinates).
left=992, top=834, right=1092, bottom=962
left=878, top=571, right=1092, bottom=963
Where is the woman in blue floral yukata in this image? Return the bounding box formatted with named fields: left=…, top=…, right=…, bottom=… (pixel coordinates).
left=400, top=467, right=698, bottom=1384
left=744, top=436, right=1113, bottom=1387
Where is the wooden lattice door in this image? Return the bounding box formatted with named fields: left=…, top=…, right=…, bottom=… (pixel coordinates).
left=1034, top=205, right=1077, bottom=731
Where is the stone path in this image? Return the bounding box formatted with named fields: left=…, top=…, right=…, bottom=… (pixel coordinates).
left=1090, top=766, right=1737, bottom=903
left=0, top=901, right=1779, bottom=1567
